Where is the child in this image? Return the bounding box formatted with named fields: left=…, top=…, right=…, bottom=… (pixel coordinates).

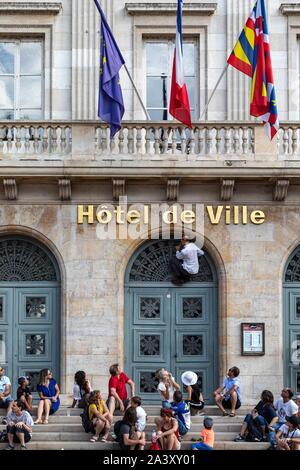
left=130, top=396, right=147, bottom=432
left=171, top=391, right=191, bottom=436
left=276, top=416, right=300, bottom=451
left=191, top=417, right=215, bottom=451
left=16, top=377, right=33, bottom=413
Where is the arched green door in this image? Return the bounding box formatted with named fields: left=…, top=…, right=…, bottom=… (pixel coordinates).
left=125, top=240, right=218, bottom=403
left=0, top=236, right=60, bottom=396
left=283, top=247, right=300, bottom=394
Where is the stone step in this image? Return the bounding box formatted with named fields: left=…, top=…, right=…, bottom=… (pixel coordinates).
left=17, top=431, right=239, bottom=442
left=0, top=441, right=271, bottom=451
left=0, top=422, right=242, bottom=433
left=0, top=405, right=249, bottom=417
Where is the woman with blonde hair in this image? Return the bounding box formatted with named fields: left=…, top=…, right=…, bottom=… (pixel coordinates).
left=34, top=369, right=60, bottom=424
left=156, top=368, right=180, bottom=408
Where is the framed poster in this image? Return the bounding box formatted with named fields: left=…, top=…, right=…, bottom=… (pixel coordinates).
left=241, top=323, right=265, bottom=356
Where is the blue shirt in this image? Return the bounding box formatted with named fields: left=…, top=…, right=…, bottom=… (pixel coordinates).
left=223, top=377, right=241, bottom=403
left=171, top=400, right=191, bottom=430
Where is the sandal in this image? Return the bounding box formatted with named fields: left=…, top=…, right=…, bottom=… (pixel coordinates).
left=222, top=411, right=229, bottom=416
left=100, top=437, right=107, bottom=442
left=42, top=419, right=49, bottom=424
left=34, top=419, right=43, bottom=425
left=90, top=436, right=99, bottom=443
left=229, top=412, right=236, bottom=417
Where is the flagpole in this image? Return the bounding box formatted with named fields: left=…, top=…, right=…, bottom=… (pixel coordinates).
left=124, top=64, right=151, bottom=121
left=200, top=63, right=229, bottom=120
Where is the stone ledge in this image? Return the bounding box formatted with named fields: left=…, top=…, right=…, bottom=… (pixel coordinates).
left=0, top=1, right=62, bottom=15
left=125, top=2, right=217, bottom=15
left=280, top=3, right=300, bottom=15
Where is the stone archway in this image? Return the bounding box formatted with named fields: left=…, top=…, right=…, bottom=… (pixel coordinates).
left=0, top=235, right=60, bottom=395
left=124, top=239, right=218, bottom=403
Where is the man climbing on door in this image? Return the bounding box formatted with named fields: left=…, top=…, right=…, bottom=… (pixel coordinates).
left=169, top=235, right=204, bottom=285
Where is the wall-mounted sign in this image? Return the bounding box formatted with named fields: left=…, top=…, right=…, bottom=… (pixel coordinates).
left=241, top=323, right=265, bottom=356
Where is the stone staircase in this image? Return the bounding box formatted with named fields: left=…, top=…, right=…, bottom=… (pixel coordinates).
left=0, top=406, right=270, bottom=451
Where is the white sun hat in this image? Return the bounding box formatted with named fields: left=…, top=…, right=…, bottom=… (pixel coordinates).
left=181, top=371, right=198, bottom=387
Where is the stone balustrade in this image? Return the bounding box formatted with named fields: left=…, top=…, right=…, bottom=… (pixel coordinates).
left=0, top=120, right=299, bottom=159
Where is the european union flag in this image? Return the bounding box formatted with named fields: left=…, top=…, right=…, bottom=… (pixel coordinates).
left=94, top=0, right=125, bottom=138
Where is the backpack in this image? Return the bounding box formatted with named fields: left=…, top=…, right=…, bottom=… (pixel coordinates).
left=80, top=405, right=93, bottom=433
left=245, top=418, right=263, bottom=442
left=113, top=420, right=125, bottom=441
left=0, top=430, right=8, bottom=443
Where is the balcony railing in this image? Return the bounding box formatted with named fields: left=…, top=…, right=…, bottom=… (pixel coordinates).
left=0, top=120, right=299, bottom=159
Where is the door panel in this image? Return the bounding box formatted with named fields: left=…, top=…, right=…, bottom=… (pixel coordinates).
left=0, top=286, right=58, bottom=396
left=284, top=288, right=300, bottom=395
left=126, top=286, right=217, bottom=403
left=0, top=289, right=13, bottom=384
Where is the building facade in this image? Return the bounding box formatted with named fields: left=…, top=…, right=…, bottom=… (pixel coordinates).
left=0, top=0, right=300, bottom=404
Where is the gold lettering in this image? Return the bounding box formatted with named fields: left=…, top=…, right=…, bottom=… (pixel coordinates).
left=144, top=205, right=149, bottom=225
left=96, top=206, right=112, bottom=224
left=207, top=206, right=224, bottom=225
left=163, top=206, right=178, bottom=225
left=250, top=210, right=265, bottom=225
left=181, top=210, right=196, bottom=224
left=242, top=206, right=248, bottom=225
left=77, top=205, right=94, bottom=224
left=225, top=206, right=231, bottom=225
left=234, top=206, right=239, bottom=225
left=127, top=210, right=141, bottom=224
left=114, top=206, right=125, bottom=224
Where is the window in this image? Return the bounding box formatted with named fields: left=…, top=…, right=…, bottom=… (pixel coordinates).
left=145, top=40, right=197, bottom=121
left=0, top=40, right=43, bottom=120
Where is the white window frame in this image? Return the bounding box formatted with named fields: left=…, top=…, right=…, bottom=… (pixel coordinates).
left=144, top=37, right=199, bottom=121
left=0, top=38, right=44, bottom=120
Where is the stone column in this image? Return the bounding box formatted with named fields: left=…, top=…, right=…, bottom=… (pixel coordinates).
left=72, top=0, right=111, bottom=119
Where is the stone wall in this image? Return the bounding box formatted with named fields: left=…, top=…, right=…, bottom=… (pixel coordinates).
left=0, top=197, right=298, bottom=403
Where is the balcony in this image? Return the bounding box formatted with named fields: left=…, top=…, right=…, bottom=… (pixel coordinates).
left=0, top=121, right=299, bottom=170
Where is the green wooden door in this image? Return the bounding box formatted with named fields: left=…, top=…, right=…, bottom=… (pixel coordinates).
left=125, top=240, right=218, bottom=404
left=0, top=285, right=59, bottom=396
left=283, top=287, right=300, bottom=394
left=0, top=236, right=60, bottom=397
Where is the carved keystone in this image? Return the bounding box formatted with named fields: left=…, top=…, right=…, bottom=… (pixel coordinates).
left=273, top=179, right=289, bottom=202
left=4, top=179, right=18, bottom=200
left=113, top=179, right=126, bottom=201
left=58, top=178, right=71, bottom=201
left=220, top=178, right=235, bottom=201
left=167, top=179, right=180, bottom=201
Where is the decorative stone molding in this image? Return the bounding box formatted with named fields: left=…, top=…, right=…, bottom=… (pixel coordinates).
left=3, top=179, right=18, bottom=201
left=125, top=2, right=217, bottom=15
left=58, top=179, right=71, bottom=201
left=220, top=179, right=235, bottom=201
left=273, top=179, right=290, bottom=201
left=167, top=179, right=180, bottom=201
left=113, top=179, right=126, bottom=201
left=0, top=2, right=62, bottom=14
left=280, top=3, right=300, bottom=15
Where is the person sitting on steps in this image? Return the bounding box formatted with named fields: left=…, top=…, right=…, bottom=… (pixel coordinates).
left=234, top=390, right=278, bottom=444
left=88, top=390, right=112, bottom=443
left=0, top=367, right=14, bottom=425
left=72, top=370, right=93, bottom=409
left=35, top=369, right=60, bottom=424
left=107, top=364, right=135, bottom=416
left=5, top=400, right=34, bottom=451
left=213, top=366, right=242, bottom=417
left=16, top=377, right=33, bottom=414
left=169, top=235, right=204, bottom=285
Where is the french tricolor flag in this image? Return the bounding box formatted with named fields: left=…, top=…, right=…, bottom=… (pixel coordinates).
left=169, top=0, right=192, bottom=128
